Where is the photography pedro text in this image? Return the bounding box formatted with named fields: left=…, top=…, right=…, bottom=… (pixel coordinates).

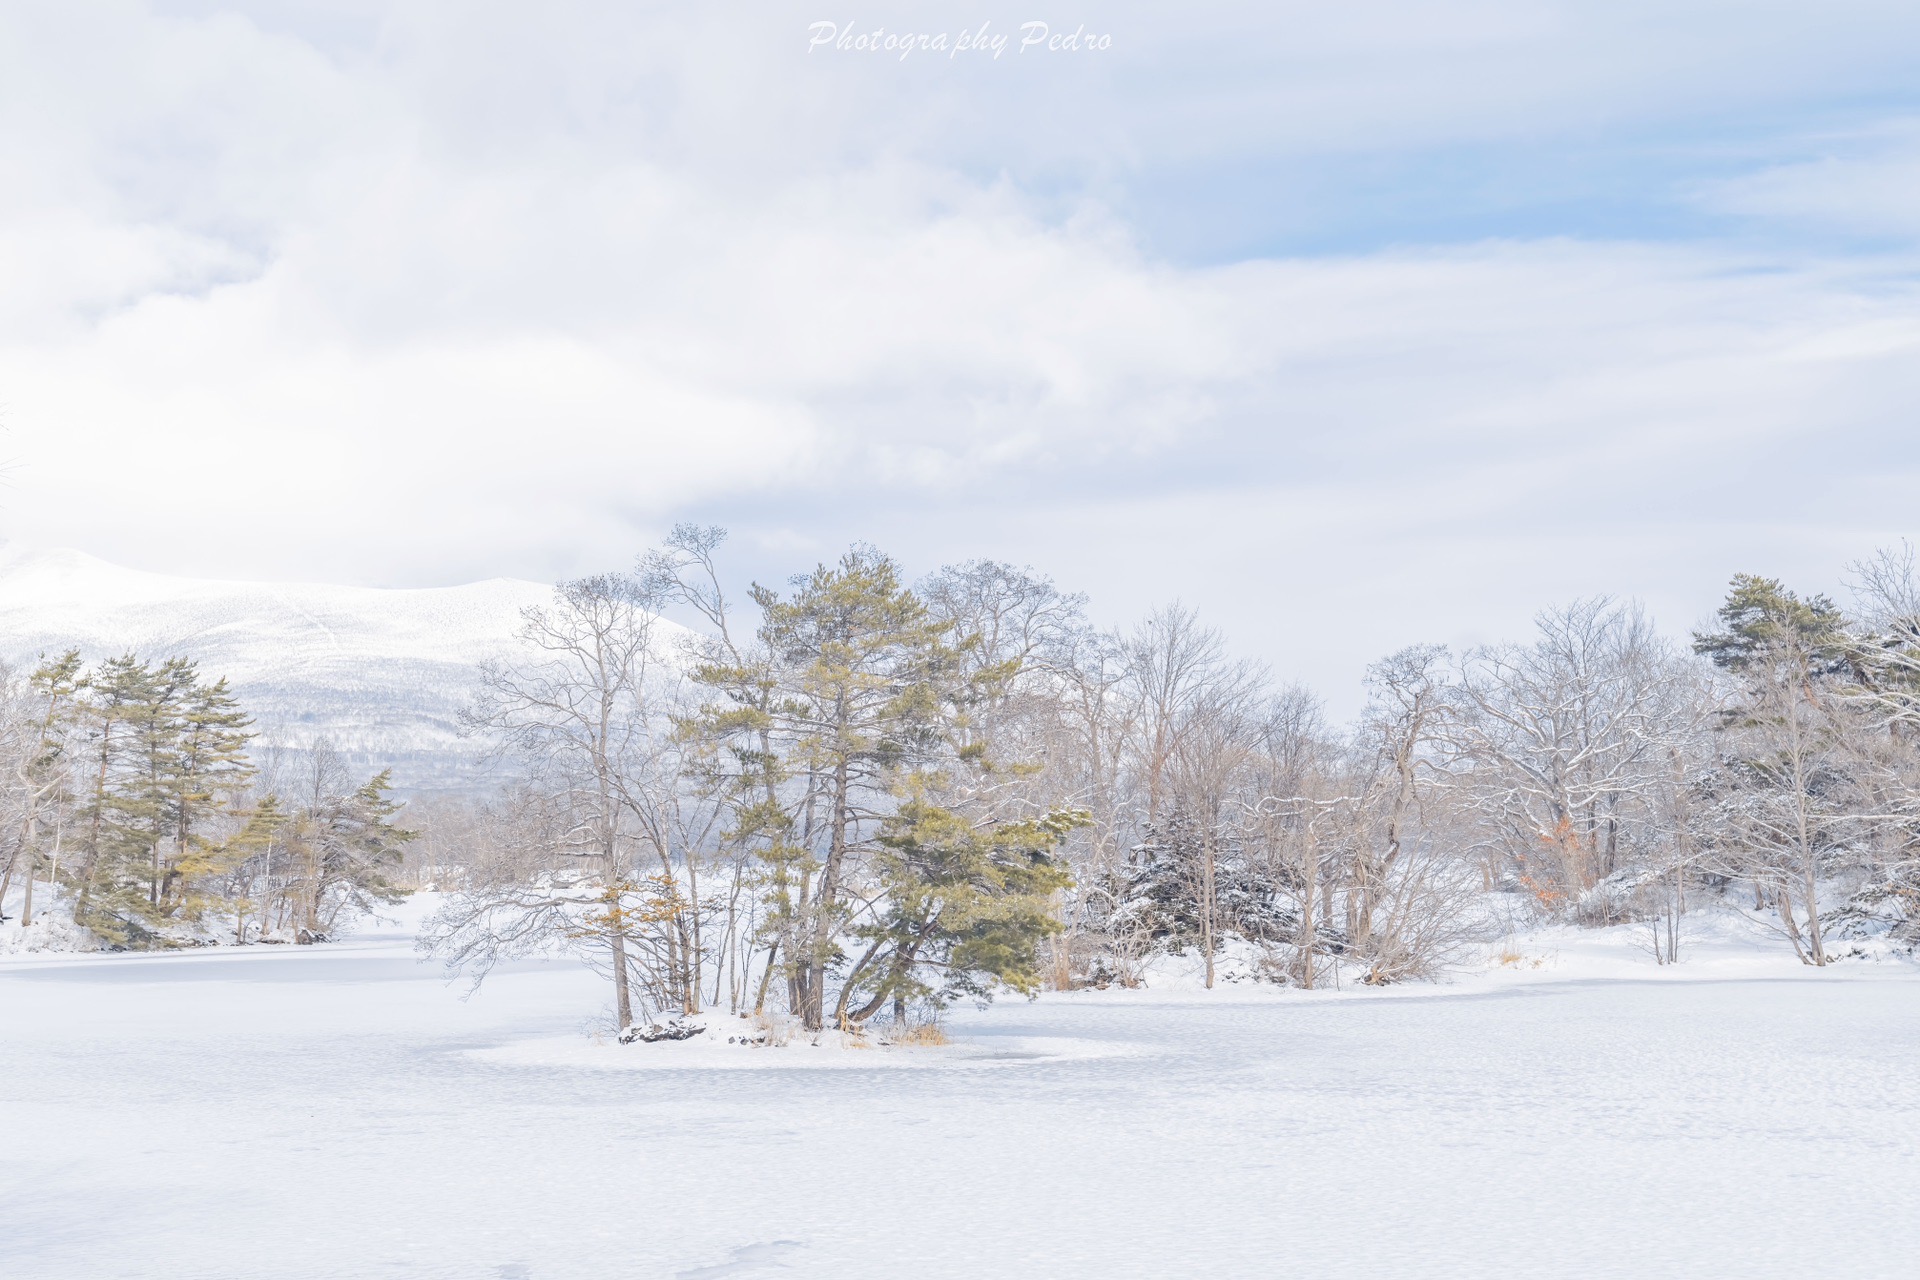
left=807, top=20, right=1112, bottom=60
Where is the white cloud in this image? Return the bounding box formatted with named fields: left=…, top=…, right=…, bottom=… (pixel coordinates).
left=6, top=2, right=1920, bottom=710
left=1699, top=120, right=1920, bottom=241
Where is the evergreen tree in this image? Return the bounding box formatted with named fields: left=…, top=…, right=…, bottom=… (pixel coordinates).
left=125, top=657, right=200, bottom=914
left=1115, top=806, right=1291, bottom=955
left=216, top=793, right=285, bottom=943
left=738, top=546, right=956, bottom=1030
left=850, top=799, right=1079, bottom=1020
left=158, top=673, right=255, bottom=918
left=72, top=654, right=165, bottom=943
left=1692, top=574, right=1849, bottom=679
left=4, top=650, right=406, bottom=949
left=1694, top=576, right=1870, bottom=964
left=285, top=760, right=414, bottom=943
left=661, top=539, right=1092, bottom=1027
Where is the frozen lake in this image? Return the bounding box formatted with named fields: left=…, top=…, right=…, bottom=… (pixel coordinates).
left=3, top=913, right=1916, bottom=1279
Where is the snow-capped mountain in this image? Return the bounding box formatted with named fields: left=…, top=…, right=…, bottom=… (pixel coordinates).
left=0, top=545, right=561, bottom=791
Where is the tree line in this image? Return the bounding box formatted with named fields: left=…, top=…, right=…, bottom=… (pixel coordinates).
left=0, top=652, right=413, bottom=947
left=9, top=532, right=1918, bottom=1015
left=420, top=528, right=1920, bottom=1035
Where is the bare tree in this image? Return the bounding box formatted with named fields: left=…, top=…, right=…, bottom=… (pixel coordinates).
left=1449, top=599, right=1699, bottom=914
left=1120, top=604, right=1264, bottom=829
left=1244, top=791, right=1351, bottom=988
left=1162, top=689, right=1267, bottom=988
left=431, top=574, right=668, bottom=1028
left=0, top=655, right=82, bottom=929
left=1840, top=544, right=1920, bottom=943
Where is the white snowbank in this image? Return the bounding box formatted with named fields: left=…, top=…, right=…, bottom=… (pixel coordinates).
left=470, top=1030, right=1137, bottom=1072
left=1082, top=904, right=1915, bottom=1006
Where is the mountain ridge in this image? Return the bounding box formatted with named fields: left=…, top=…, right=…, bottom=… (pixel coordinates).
left=0, top=544, right=563, bottom=792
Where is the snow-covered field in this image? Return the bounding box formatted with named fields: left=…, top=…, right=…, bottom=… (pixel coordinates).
left=3, top=902, right=1916, bottom=1280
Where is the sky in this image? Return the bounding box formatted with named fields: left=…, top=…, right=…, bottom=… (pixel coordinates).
left=5, top=1, right=1920, bottom=710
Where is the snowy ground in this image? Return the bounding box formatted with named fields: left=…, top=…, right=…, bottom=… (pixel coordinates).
left=3, top=902, right=1917, bottom=1279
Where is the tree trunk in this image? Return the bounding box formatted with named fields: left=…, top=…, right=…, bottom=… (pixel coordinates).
left=683, top=859, right=703, bottom=1014
left=834, top=935, right=890, bottom=1027
left=1801, top=862, right=1827, bottom=966
left=1776, top=887, right=1810, bottom=964
left=1785, top=700, right=1826, bottom=966
left=75, top=720, right=114, bottom=921
left=610, top=927, right=636, bottom=1028
left=1200, top=835, right=1216, bottom=990
left=752, top=938, right=779, bottom=1017
left=804, top=758, right=851, bottom=1032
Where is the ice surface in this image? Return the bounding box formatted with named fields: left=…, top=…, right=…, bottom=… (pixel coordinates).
left=2, top=903, right=1916, bottom=1279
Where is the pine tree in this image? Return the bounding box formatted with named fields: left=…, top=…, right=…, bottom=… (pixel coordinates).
left=157, top=673, right=255, bottom=918
left=56, top=654, right=263, bottom=945
left=217, top=793, right=284, bottom=943
left=1694, top=576, right=1868, bottom=964
left=746, top=546, right=956, bottom=1030
left=852, top=798, right=1079, bottom=1021
left=669, top=541, right=1091, bottom=1027
left=72, top=654, right=166, bottom=943
left=284, top=764, right=413, bottom=943
left=1692, top=574, right=1849, bottom=678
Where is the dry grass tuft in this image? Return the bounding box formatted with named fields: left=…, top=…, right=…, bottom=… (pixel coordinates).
left=888, top=1021, right=950, bottom=1047
left=1493, top=946, right=1547, bottom=970
left=752, top=1013, right=794, bottom=1047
